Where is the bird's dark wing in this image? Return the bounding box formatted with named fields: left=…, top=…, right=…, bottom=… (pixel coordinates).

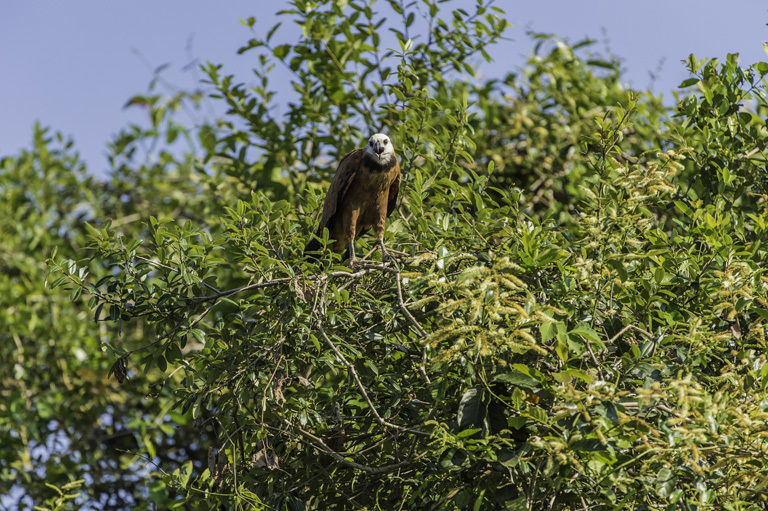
left=386, top=161, right=401, bottom=217
left=316, top=148, right=364, bottom=235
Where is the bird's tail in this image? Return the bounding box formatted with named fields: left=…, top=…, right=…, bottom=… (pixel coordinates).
left=304, top=236, right=323, bottom=261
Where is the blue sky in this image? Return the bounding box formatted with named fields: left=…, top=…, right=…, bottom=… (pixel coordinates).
left=2, top=1, right=767, bottom=175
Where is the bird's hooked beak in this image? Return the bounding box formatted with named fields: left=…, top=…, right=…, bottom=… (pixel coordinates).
left=366, top=134, right=392, bottom=162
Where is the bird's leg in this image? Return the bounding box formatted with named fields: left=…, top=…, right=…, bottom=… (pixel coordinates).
left=347, top=212, right=360, bottom=269
left=348, top=237, right=358, bottom=268
left=342, top=209, right=360, bottom=268
left=374, top=213, right=390, bottom=263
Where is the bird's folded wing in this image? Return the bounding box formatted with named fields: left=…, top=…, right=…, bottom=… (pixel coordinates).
left=387, top=166, right=400, bottom=217
left=318, top=148, right=364, bottom=232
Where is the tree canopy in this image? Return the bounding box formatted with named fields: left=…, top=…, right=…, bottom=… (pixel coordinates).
left=3, top=1, right=768, bottom=509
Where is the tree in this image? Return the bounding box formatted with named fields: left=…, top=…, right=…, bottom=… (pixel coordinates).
left=8, top=0, right=768, bottom=509
left=1, top=105, right=216, bottom=508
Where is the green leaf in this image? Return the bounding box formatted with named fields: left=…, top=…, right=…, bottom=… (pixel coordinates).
left=37, top=401, right=55, bottom=419
left=148, top=480, right=167, bottom=504
left=456, top=427, right=482, bottom=439
left=678, top=77, right=699, bottom=88
left=84, top=222, right=101, bottom=239
left=755, top=62, right=768, bottom=76
left=273, top=44, right=291, bottom=60
left=540, top=321, right=555, bottom=342
left=457, top=387, right=483, bottom=429
left=521, top=406, right=549, bottom=424
left=494, top=370, right=539, bottom=390
left=562, top=368, right=593, bottom=384
left=555, top=340, right=569, bottom=362
left=570, top=326, right=605, bottom=349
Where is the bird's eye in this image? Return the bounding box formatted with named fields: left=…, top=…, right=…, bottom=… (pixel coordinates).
left=369, top=141, right=373, bottom=146
left=384, top=139, right=389, bottom=145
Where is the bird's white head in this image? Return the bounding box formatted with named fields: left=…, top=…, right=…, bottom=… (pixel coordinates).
left=365, top=133, right=395, bottom=165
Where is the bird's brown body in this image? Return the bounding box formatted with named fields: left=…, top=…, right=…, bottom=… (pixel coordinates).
left=305, top=136, right=400, bottom=263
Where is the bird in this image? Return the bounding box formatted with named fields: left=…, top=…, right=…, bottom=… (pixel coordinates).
left=304, top=133, right=401, bottom=265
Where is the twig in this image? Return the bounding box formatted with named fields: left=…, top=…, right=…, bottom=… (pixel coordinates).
left=289, top=418, right=414, bottom=474
left=585, top=343, right=604, bottom=380
left=607, top=324, right=656, bottom=370
left=606, top=324, right=654, bottom=344
left=395, top=269, right=427, bottom=338
left=429, top=488, right=462, bottom=511
left=109, top=213, right=142, bottom=228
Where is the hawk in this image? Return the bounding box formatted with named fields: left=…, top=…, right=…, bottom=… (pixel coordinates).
left=304, top=133, right=401, bottom=264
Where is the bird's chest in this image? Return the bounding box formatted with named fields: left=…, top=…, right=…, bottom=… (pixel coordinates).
left=355, top=168, right=396, bottom=194
left=344, top=168, right=396, bottom=224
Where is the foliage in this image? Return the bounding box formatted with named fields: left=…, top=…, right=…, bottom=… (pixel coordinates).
left=0, top=118, right=213, bottom=508
left=470, top=35, right=670, bottom=220
left=2, top=0, right=768, bottom=509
